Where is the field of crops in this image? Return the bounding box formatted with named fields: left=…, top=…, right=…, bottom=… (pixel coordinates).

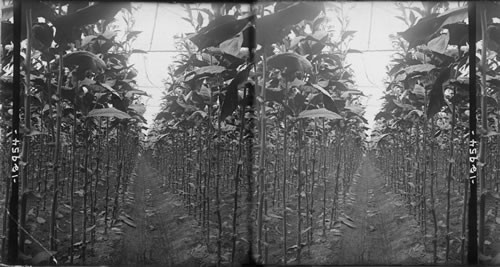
left=1, top=1, right=500, bottom=266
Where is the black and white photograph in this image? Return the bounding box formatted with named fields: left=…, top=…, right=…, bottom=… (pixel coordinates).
left=0, top=1, right=498, bottom=266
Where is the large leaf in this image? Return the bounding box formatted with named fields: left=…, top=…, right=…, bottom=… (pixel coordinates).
left=63, top=51, right=106, bottom=73
left=443, top=23, right=468, bottom=46
left=128, top=103, right=146, bottom=116
left=482, top=2, right=500, bottom=25
left=308, top=83, right=339, bottom=113
left=3, top=1, right=57, bottom=21
left=290, top=92, right=307, bottom=115
left=189, top=15, right=254, bottom=50
left=155, top=111, right=174, bottom=122
left=399, top=6, right=467, bottom=48
left=219, top=32, right=244, bottom=57
left=32, top=23, right=54, bottom=52
left=184, top=65, right=226, bottom=82
left=308, top=83, right=332, bottom=98
left=427, top=67, right=450, bottom=119
left=87, top=83, right=120, bottom=98
left=87, top=107, right=131, bottom=119
left=220, top=65, right=251, bottom=119
left=401, top=63, right=436, bottom=76
left=298, top=108, right=342, bottom=120
left=293, top=31, right=330, bottom=55
left=257, top=2, right=324, bottom=45
left=83, top=31, right=118, bottom=54
left=374, top=110, right=393, bottom=121
left=54, top=2, right=131, bottom=44
left=2, top=1, right=56, bottom=42
left=1, top=21, right=13, bottom=45
left=203, top=47, right=247, bottom=69
left=427, top=33, right=449, bottom=54
left=267, top=52, right=313, bottom=80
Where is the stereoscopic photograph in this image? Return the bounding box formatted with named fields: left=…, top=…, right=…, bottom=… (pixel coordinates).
left=0, top=1, right=499, bottom=266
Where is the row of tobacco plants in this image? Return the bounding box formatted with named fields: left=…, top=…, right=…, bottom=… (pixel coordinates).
left=475, top=1, right=500, bottom=264
left=1, top=2, right=147, bottom=265
left=370, top=1, right=495, bottom=264
left=147, top=2, right=367, bottom=265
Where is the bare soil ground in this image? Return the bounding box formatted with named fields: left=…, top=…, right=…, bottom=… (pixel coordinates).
left=106, top=157, right=216, bottom=266
left=305, top=158, right=430, bottom=265
left=6, top=156, right=494, bottom=265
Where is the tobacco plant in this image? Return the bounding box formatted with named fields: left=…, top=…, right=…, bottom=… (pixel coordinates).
left=372, top=2, right=469, bottom=264
left=1, top=1, right=146, bottom=264
left=148, top=2, right=367, bottom=265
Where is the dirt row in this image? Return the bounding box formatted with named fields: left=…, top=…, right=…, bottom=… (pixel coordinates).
left=104, top=156, right=431, bottom=266
left=332, top=158, right=430, bottom=264
left=303, top=158, right=430, bottom=265
left=102, top=157, right=215, bottom=266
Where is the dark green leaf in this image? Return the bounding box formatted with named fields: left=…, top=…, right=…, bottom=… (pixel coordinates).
left=257, top=2, right=324, bottom=45
left=399, top=6, right=467, bottom=48
left=185, top=65, right=226, bottom=82
left=267, top=52, right=313, bottom=80
left=189, top=15, right=253, bottom=50
left=54, top=2, right=130, bottom=44
left=427, top=68, right=450, bottom=119
left=32, top=23, right=53, bottom=52
left=308, top=83, right=339, bottom=113
left=63, top=51, right=106, bottom=73
left=443, top=23, right=468, bottom=46
left=220, top=66, right=251, bottom=119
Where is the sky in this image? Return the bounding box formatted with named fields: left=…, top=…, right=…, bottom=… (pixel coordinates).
left=127, top=2, right=410, bottom=134
left=127, top=3, right=190, bottom=127
left=341, top=2, right=408, bottom=134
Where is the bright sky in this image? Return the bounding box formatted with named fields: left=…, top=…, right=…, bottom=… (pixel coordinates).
left=128, top=3, right=190, bottom=128
left=127, top=2, right=410, bottom=133
left=341, top=2, right=407, bottom=135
